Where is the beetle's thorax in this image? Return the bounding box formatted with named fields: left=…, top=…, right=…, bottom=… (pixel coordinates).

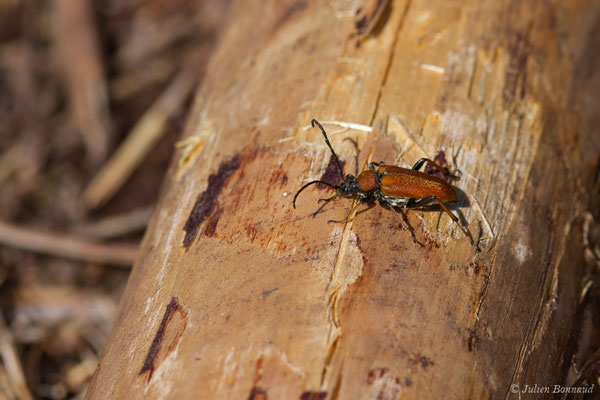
left=357, top=170, right=379, bottom=193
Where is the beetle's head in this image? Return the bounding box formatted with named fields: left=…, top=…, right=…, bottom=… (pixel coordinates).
left=293, top=120, right=362, bottom=208
left=337, top=174, right=358, bottom=197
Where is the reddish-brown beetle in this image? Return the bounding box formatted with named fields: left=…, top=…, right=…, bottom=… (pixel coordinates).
left=293, top=119, right=470, bottom=239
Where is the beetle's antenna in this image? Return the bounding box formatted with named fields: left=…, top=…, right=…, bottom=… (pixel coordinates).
left=293, top=180, right=338, bottom=209
left=312, top=119, right=345, bottom=179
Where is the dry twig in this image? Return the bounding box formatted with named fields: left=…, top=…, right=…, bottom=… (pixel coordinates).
left=74, top=206, right=153, bottom=240
left=0, top=314, right=34, bottom=400
left=0, top=220, right=137, bottom=267
left=82, top=66, right=197, bottom=208
left=53, top=0, right=112, bottom=166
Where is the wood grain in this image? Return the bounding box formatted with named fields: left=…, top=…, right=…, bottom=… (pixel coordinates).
left=87, top=0, right=600, bottom=398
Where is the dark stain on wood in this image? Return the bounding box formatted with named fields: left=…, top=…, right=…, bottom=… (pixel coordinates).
left=182, top=155, right=241, bottom=248
left=140, top=296, right=188, bottom=381
left=320, top=154, right=345, bottom=188
left=261, top=287, right=279, bottom=300
left=355, top=0, right=390, bottom=37
left=202, top=205, right=223, bottom=237
left=419, top=355, right=434, bottom=369
left=424, top=150, right=450, bottom=180
left=248, top=387, right=268, bottom=400
left=253, top=355, right=265, bottom=385
left=269, top=167, right=289, bottom=188
left=300, top=391, right=327, bottom=400
left=470, top=261, right=482, bottom=276
left=367, top=367, right=390, bottom=384
left=467, top=328, right=476, bottom=352
left=503, top=30, right=530, bottom=104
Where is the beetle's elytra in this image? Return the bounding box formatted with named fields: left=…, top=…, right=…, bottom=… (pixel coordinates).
left=293, top=119, right=471, bottom=241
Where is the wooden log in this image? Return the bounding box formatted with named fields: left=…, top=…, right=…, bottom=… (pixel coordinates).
left=87, top=0, right=600, bottom=398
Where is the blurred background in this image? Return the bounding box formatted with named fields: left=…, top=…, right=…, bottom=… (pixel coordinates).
left=0, top=0, right=230, bottom=398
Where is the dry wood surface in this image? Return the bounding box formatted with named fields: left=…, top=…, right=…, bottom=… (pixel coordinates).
left=87, top=0, right=600, bottom=398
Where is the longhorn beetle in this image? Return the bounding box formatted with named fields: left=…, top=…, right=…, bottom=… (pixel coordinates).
left=293, top=119, right=471, bottom=241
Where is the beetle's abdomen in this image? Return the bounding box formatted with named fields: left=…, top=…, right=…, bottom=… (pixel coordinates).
left=357, top=170, right=378, bottom=192
left=380, top=169, right=458, bottom=201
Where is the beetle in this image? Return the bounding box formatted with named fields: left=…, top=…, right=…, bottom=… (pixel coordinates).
left=293, top=119, right=471, bottom=240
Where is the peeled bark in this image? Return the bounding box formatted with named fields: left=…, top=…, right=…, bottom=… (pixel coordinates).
left=87, top=1, right=600, bottom=399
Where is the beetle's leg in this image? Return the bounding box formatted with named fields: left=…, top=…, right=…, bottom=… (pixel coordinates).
left=318, top=194, right=338, bottom=204
left=310, top=195, right=338, bottom=218
left=406, top=196, right=436, bottom=208
left=436, top=199, right=472, bottom=241
left=327, top=200, right=371, bottom=224
left=411, top=158, right=426, bottom=171
left=412, top=158, right=456, bottom=177
left=368, top=161, right=387, bottom=171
